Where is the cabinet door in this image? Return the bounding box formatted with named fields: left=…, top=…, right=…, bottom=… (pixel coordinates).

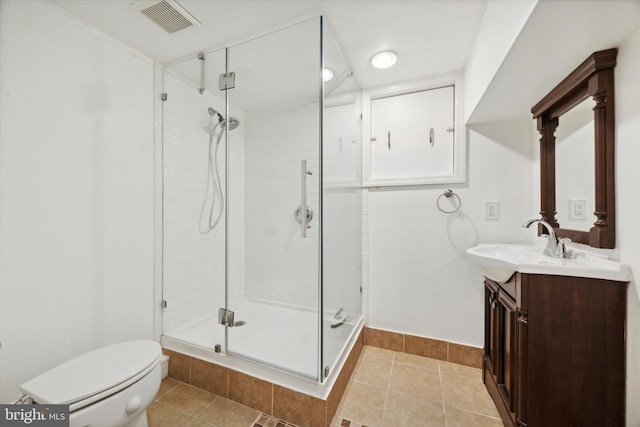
left=370, top=86, right=454, bottom=181
left=484, top=280, right=499, bottom=380
left=497, top=292, right=517, bottom=414
left=516, top=308, right=528, bottom=426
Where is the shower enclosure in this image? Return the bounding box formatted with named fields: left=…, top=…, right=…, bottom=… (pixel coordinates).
left=160, top=17, right=362, bottom=383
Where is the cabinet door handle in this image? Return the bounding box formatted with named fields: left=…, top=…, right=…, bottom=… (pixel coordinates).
left=387, top=130, right=391, bottom=150
left=491, top=299, right=497, bottom=309
left=429, top=126, right=434, bottom=146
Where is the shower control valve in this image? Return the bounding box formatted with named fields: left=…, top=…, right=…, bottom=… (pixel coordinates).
left=295, top=205, right=313, bottom=228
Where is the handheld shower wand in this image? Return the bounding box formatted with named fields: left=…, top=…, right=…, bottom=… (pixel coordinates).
left=208, top=107, right=224, bottom=124
left=200, top=107, right=240, bottom=233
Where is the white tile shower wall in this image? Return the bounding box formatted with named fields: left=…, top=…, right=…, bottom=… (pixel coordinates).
left=323, top=188, right=362, bottom=316
left=323, top=101, right=363, bottom=319
left=0, top=0, right=154, bottom=402
left=161, top=72, right=246, bottom=333
left=243, top=105, right=320, bottom=308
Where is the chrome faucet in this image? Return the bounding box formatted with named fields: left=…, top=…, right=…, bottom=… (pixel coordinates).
left=522, top=218, right=573, bottom=258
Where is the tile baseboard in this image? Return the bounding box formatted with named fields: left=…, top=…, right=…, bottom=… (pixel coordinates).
left=163, top=326, right=364, bottom=427
left=363, top=326, right=482, bottom=369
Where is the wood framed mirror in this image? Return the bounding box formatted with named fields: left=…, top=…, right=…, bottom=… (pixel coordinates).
left=531, top=48, right=617, bottom=248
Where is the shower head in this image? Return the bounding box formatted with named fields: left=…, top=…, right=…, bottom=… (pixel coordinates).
left=207, top=107, right=239, bottom=130
left=208, top=107, right=224, bottom=124
left=223, top=117, right=240, bottom=131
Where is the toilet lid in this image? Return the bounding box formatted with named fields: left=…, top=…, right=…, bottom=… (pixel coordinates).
left=20, top=340, right=161, bottom=406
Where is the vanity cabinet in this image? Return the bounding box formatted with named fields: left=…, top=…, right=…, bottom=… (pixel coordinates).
left=484, top=279, right=518, bottom=424
left=483, top=273, right=627, bottom=427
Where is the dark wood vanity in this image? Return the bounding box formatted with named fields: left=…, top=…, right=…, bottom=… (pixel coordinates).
left=484, top=273, right=627, bottom=427
left=482, top=48, right=628, bottom=426
left=474, top=47, right=630, bottom=426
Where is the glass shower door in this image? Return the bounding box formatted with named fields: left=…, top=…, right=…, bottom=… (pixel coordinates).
left=321, top=26, right=363, bottom=380
left=224, top=18, right=322, bottom=379
left=162, top=49, right=228, bottom=351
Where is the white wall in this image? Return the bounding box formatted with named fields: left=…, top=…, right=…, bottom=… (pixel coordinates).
left=614, top=28, right=640, bottom=427
left=367, top=119, right=535, bottom=346
left=0, top=1, right=154, bottom=402
left=463, top=0, right=537, bottom=123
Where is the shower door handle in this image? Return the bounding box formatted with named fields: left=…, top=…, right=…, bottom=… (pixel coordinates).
left=296, top=160, right=313, bottom=237
left=301, top=160, right=309, bottom=238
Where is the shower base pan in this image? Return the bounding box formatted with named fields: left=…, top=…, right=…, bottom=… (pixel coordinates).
left=161, top=299, right=364, bottom=426
left=163, top=298, right=355, bottom=379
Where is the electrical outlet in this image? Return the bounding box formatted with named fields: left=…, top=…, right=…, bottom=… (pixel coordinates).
left=570, top=199, right=587, bottom=219
left=484, top=201, right=499, bottom=220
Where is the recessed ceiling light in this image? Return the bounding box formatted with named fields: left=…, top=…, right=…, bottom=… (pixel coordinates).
left=323, top=68, right=334, bottom=82
left=371, top=51, right=398, bottom=69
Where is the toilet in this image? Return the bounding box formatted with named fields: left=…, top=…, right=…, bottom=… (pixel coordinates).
left=20, top=340, right=162, bottom=427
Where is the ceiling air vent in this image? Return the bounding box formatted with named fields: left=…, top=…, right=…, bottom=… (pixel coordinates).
left=132, top=0, right=201, bottom=34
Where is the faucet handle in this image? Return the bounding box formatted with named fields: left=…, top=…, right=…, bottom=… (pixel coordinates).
left=556, top=237, right=574, bottom=258
left=539, top=233, right=556, bottom=256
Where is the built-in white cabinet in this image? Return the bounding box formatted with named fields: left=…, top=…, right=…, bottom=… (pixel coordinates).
left=362, top=75, right=465, bottom=186
left=371, top=86, right=454, bottom=180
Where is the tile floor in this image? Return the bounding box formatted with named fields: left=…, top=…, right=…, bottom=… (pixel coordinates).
left=332, top=346, right=502, bottom=427
left=148, top=377, right=260, bottom=427
left=148, top=345, right=501, bottom=427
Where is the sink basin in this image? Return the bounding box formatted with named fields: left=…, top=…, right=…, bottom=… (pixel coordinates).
left=466, top=244, right=630, bottom=282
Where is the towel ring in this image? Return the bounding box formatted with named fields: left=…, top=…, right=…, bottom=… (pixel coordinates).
left=437, top=189, right=461, bottom=214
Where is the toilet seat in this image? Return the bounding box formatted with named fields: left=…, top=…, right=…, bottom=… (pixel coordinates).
left=20, top=340, right=161, bottom=412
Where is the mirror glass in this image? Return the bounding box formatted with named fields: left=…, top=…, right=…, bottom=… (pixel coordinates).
left=555, top=98, right=594, bottom=232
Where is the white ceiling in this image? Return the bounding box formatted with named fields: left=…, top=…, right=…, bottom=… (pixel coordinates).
left=52, top=0, right=488, bottom=90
